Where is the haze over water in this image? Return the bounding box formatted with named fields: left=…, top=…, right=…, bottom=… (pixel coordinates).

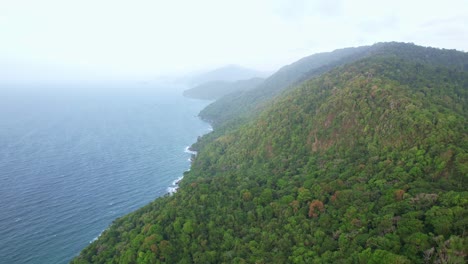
left=0, top=83, right=211, bottom=264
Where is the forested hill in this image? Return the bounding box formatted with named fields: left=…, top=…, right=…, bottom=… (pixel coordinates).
left=72, top=43, right=468, bottom=264
left=188, top=65, right=266, bottom=85
left=183, top=78, right=264, bottom=100
left=200, top=42, right=468, bottom=128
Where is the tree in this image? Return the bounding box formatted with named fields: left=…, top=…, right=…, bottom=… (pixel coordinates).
left=308, top=200, right=324, bottom=218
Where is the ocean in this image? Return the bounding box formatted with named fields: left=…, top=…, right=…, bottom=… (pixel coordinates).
left=0, top=82, right=211, bottom=264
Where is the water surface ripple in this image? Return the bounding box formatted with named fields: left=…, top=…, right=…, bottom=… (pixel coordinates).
left=0, top=84, right=211, bottom=264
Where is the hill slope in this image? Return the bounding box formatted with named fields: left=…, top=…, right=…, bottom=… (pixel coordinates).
left=183, top=78, right=264, bottom=100
left=200, top=42, right=468, bottom=128
left=72, top=44, right=468, bottom=264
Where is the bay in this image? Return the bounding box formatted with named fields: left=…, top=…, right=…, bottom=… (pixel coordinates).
left=0, top=82, right=211, bottom=264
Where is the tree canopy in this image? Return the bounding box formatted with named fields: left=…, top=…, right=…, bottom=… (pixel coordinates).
left=72, top=43, right=468, bottom=264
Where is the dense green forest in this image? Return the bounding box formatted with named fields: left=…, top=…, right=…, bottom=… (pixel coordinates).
left=183, top=78, right=264, bottom=100
left=200, top=42, right=468, bottom=128
left=72, top=43, right=468, bottom=263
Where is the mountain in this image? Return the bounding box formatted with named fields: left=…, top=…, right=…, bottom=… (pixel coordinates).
left=183, top=78, right=264, bottom=100
left=187, top=65, right=267, bottom=86
left=72, top=43, right=468, bottom=263
left=200, top=42, right=468, bottom=128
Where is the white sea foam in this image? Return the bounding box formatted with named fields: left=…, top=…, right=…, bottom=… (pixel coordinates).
left=172, top=176, right=183, bottom=186
left=167, top=186, right=179, bottom=194
left=167, top=176, right=184, bottom=195
left=184, top=146, right=197, bottom=155
left=90, top=230, right=105, bottom=243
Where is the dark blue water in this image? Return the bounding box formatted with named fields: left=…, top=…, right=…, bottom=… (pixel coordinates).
left=0, top=83, right=211, bottom=264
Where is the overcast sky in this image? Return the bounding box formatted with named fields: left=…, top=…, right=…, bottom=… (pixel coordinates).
left=2, top=0, right=467, bottom=82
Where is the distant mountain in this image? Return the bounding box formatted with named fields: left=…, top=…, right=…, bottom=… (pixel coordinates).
left=188, top=65, right=267, bottom=85
left=183, top=78, right=264, bottom=100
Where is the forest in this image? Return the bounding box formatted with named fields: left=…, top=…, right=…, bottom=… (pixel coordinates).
left=72, top=43, right=467, bottom=263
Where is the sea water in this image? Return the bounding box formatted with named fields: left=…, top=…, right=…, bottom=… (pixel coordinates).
left=0, top=82, right=211, bottom=264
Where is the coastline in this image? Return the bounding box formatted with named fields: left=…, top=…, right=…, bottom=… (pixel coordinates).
left=87, top=102, right=212, bottom=250
left=166, top=114, right=213, bottom=195
left=166, top=143, right=202, bottom=195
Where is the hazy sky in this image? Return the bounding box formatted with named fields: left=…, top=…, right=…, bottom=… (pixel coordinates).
left=2, top=0, right=467, bottom=82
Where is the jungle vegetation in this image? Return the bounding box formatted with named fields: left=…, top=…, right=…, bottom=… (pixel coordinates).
left=72, top=42, right=468, bottom=264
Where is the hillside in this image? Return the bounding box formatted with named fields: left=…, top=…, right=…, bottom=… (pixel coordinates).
left=183, top=78, right=264, bottom=100
left=200, top=42, right=468, bottom=128
left=72, top=44, right=468, bottom=264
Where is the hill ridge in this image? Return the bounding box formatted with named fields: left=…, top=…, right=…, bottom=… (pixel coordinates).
left=200, top=42, right=468, bottom=128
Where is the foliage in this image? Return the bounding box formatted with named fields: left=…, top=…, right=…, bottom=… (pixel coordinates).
left=72, top=43, right=468, bottom=263
left=200, top=42, right=468, bottom=128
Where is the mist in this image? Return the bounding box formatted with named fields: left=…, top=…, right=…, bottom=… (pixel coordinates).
left=2, top=0, right=468, bottom=85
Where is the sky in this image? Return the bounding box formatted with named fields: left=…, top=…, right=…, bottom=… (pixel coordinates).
left=1, top=0, right=468, bottom=83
